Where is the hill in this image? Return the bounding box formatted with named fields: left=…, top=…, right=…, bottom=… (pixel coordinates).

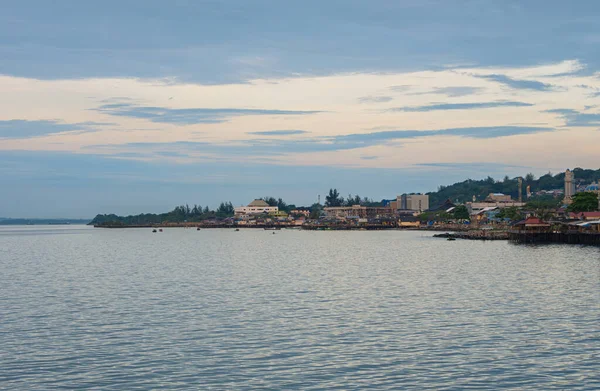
left=427, top=167, right=600, bottom=206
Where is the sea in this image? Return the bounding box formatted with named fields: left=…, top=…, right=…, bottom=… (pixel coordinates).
left=0, top=225, right=598, bottom=390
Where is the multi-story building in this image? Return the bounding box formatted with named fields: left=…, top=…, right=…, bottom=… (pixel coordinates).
left=234, top=199, right=279, bottom=215
left=399, top=194, right=429, bottom=212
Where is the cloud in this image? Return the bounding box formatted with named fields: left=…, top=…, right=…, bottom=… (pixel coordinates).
left=0, top=120, right=109, bottom=139
left=358, top=96, right=394, bottom=103
left=94, top=103, right=322, bottom=125
left=428, top=86, right=484, bottom=97
left=247, top=130, right=309, bottom=136
left=391, top=101, right=533, bottom=112
left=360, top=156, right=379, bottom=160
left=90, top=125, right=552, bottom=159
left=389, top=85, right=412, bottom=92
left=545, top=108, right=600, bottom=127
left=476, top=74, right=554, bottom=91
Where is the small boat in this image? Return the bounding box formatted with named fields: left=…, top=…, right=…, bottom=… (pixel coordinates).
left=152, top=229, right=157, bottom=233
left=159, top=229, right=163, bottom=232
left=235, top=228, right=240, bottom=231
left=197, top=227, right=201, bottom=231
left=264, top=227, right=281, bottom=230
left=447, top=237, right=456, bottom=241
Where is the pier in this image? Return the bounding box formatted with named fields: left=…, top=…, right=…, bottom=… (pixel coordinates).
left=508, top=230, right=600, bottom=245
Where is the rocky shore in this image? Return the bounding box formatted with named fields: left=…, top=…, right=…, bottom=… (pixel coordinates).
left=433, top=230, right=509, bottom=241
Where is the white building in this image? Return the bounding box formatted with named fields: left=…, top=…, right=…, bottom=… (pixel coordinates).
left=234, top=199, right=279, bottom=215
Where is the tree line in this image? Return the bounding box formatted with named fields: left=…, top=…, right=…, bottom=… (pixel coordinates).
left=90, top=202, right=235, bottom=226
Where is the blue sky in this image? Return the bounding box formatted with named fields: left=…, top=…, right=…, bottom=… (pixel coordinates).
left=1, top=1, right=600, bottom=217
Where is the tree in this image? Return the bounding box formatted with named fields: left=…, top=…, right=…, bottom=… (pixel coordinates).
left=275, top=198, right=289, bottom=212
left=497, top=206, right=522, bottom=221
left=525, top=172, right=536, bottom=182
left=567, top=192, right=598, bottom=213
left=309, top=203, right=322, bottom=219
left=262, top=197, right=278, bottom=207
left=216, top=202, right=234, bottom=217
left=452, top=205, right=470, bottom=220
left=325, top=188, right=344, bottom=207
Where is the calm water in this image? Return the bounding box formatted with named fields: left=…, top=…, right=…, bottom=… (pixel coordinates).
left=0, top=225, right=599, bottom=390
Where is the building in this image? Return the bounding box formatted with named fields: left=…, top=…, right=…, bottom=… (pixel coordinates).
left=568, top=211, right=600, bottom=221
left=234, top=199, right=279, bottom=215
left=399, top=194, right=429, bottom=212
left=486, top=193, right=512, bottom=202
left=564, top=169, right=576, bottom=204
left=398, top=215, right=421, bottom=227
left=323, top=205, right=395, bottom=219
left=289, top=209, right=310, bottom=217
left=467, top=200, right=525, bottom=216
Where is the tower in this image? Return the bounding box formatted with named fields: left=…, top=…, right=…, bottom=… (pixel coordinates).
left=518, top=177, right=523, bottom=203
left=564, top=169, right=575, bottom=204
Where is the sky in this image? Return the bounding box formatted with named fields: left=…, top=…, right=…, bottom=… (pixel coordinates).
left=1, top=0, right=600, bottom=218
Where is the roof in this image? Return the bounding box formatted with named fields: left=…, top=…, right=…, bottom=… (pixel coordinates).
left=568, top=211, right=600, bottom=219
left=427, top=198, right=455, bottom=212
left=248, top=199, right=270, bottom=207
left=514, top=217, right=550, bottom=227
left=474, top=206, right=498, bottom=215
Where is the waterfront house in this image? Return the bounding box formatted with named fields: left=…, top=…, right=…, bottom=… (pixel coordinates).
left=513, top=217, right=551, bottom=232
left=234, top=199, right=279, bottom=216
left=398, top=216, right=420, bottom=228
left=568, top=211, right=600, bottom=221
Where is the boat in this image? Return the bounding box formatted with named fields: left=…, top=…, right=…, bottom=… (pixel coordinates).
left=235, top=228, right=240, bottom=231
left=264, top=227, right=281, bottom=230
left=447, top=237, right=456, bottom=241
left=197, top=227, right=201, bottom=231
left=152, top=229, right=157, bottom=233
left=159, top=229, right=163, bottom=232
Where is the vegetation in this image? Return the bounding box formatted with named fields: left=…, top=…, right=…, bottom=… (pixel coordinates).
left=496, top=206, right=522, bottom=221
left=90, top=203, right=235, bottom=226
left=324, top=188, right=379, bottom=207
left=428, top=167, right=600, bottom=206
left=567, top=192, right=599, bottom=213
left=452, top=205, right=470, bottom=220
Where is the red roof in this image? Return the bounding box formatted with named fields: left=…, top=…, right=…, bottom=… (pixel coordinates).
left=514, top=217, right=550, bottom=226
left=568, top=212, right=600, bottom=219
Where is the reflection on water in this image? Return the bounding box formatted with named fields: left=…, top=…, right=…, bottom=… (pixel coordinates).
left=1, top=226, right=599, bottom=390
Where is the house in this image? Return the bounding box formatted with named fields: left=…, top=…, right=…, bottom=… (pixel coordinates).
left=513, top=217, right=551, bottom=232
left=324, top=205, right=395, bottom=219
left=234, top=199, right=279, bottom=215
left=398, top=215, right=420, bottom=228
left=568, top=211, right=600, bottom=221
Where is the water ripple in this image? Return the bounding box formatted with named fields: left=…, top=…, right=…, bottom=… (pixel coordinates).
left=1, top=226, right=599, bottom=390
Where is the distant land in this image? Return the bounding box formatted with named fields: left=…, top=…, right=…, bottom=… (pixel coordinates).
left=0, top=218, right=91, bottom=225
left=90, top=168, right=600, bottom=227
left=428, top=167, right=600, bottom=205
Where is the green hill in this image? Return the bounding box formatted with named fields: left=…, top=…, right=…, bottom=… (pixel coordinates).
left=427, top=168, right=600, bottom=206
